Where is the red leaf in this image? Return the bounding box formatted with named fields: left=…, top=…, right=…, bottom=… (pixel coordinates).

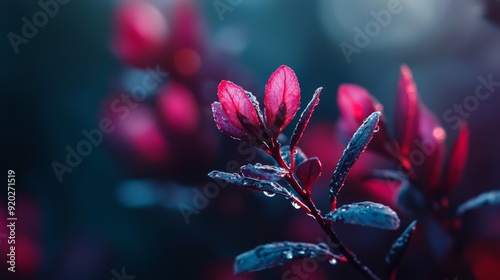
left=290, top=87, right=322, bottom=152
left=217, top=80, right=262, bottom=134
left=415, top=105, right=446, bottom=190
left=445, top=121, right=469, bottom=193
left=338, top=84, right=382, bottom=132
left=211, top=102, right=248, bottom=140
left=360, top=179, right=401, bottom=210
left=264, top=65, right=301, bottom=135
left=296, top=157, right=322, bottom=192
left=337, top=84, right=395, bottom=160
left=394, top=65, right=420, bottom=170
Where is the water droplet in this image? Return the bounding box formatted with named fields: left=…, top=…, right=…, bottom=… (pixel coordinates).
left=284, top=251, right=293, bottom=260
left=374, top=126, right=380, bottom=132
left=291, top=201, right=301, bottom=209
left=297, top=250, right=306, bottom=256
left=263, top=191, right=276, bottom=197
left=328, top=258, right=337, bottom=265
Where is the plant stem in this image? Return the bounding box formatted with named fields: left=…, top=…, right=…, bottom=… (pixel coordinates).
left=271, top=145, right=381, bottom=280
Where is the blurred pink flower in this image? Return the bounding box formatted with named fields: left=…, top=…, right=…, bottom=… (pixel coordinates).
left=110, top=1, right=168, bottom=68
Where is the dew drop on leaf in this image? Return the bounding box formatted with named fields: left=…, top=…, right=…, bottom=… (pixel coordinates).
left=325, top=201, right=400, bottom=230
left=374, top=126, right=380, bottom=132
left=233, top=241, right=348, bottom=274
left=329, top=258, right=337, bottom=265
left=263, top=191, right=276, bottom=197
left=291, top=201, right=301, bottom=209
left=284, top=251, right=293, bottom=260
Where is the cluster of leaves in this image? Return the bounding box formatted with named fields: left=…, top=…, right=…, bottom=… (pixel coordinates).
left=209, top=65, right=419, bottom=280
left=334, top=65, right=500, bottom=226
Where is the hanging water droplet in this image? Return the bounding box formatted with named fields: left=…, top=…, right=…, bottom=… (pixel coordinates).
left=284, top=251, right=293, bottom=260
left=374, top=126, right=380, bottom=132
left=263, top=191, right=276, bottom=197
left=291, top=201, right=301, bottom=209
left=328, top=258, right=337, bottom=265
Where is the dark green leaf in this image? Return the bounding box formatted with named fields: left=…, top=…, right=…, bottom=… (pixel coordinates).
left=329, top=112, right=381, bottom=206
left=396, top=180, right=429, bottom=217
left=363, top=169, right=406, bottom=182
left=234, top=241, right=345, bottom=274
left=325, top=201, right=400, bottom=230
left=385, top=220, right=417, bottom=271
left=240, top=164, right=288, bottom=181
left=290, top=87, right=322, bottom=151
left=208, top=171, right=292, bottom=197
left=456, top=190, right=500, bottom=216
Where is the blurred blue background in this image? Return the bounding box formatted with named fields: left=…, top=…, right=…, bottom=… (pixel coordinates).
left=2, top=0, right=500, bottom=279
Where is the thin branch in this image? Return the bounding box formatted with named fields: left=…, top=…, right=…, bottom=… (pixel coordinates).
left=270, top=144, right=381, bottom=280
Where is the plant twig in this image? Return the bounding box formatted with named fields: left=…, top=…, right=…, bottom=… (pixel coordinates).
left=271, top=144, right=381, bottom=280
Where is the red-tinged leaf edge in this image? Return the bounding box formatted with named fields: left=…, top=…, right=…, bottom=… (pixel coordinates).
left=394, top=65, right=420, bottom=171
left=212, top=102, right=248, bottom=140
left=444, top=121, right=469, bottom=193
left=296, top=157, right=322, bottom=193
left=245, top=90, right=267, bottom=130
left=385, top=220, right=417, bottom=272
left=264, top=65, right=301, bottom=135
left=329, top=111, right=381, bottom=209
left=290, top=87, right=322, bottom=152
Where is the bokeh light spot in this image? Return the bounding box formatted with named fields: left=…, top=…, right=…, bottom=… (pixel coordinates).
left=174, top=48, right=201, bottom=76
